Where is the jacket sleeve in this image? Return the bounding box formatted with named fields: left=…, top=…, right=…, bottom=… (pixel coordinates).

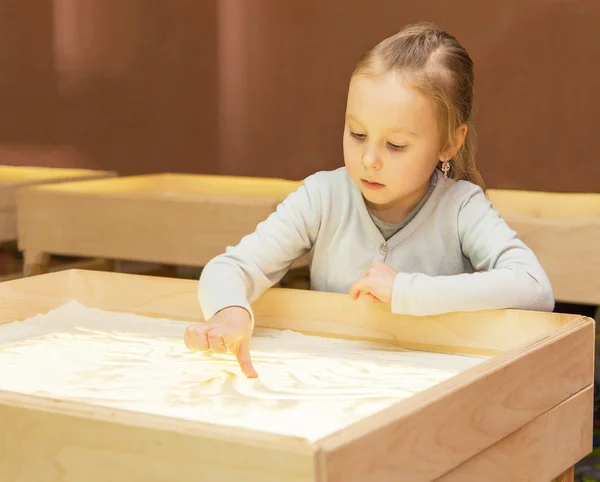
left=198, top=175, right=322, bottom=323
left=391, top=186, right=555, bottom=316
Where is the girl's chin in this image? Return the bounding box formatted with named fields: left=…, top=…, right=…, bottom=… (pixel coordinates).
left=361, top=189, right=394, bottom=208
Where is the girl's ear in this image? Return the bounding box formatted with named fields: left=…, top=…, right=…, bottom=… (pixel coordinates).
left=441, top=124, right=468, bottom=160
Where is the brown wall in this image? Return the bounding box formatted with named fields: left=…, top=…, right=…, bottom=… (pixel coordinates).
left=0, top=0, right=598, bottom=192
left=0, top=0, right=219, bottom=175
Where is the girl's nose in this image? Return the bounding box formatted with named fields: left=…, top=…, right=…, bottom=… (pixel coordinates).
left=362, top=146, right=382, bottom=170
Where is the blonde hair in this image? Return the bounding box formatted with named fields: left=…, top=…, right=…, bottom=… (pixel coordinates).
left=352, top=23, right=485, bottom=190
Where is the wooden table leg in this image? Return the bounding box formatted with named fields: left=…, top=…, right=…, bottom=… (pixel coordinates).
left=23, top=250, right=50, bottom=277
left=553, top=466, right=574, bottom=482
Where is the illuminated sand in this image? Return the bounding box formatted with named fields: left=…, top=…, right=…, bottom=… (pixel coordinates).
left=0, top=301, right=488, bottom=440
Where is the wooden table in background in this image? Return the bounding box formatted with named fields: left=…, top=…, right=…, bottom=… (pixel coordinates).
left=17, top=173, right=308, bottom=279
left=0, top=165, right=117, bottom=280
left=487, top=189, right=600, bottom=309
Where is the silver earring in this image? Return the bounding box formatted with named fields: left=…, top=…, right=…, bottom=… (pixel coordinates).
left=441, top=158, right=450, bottom=180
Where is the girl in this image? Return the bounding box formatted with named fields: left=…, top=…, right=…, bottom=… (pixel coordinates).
left=185, top=23, right=554, bottom=378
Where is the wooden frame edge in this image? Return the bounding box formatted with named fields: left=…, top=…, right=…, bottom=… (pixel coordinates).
left=316, top=316, right=594, bottom=482
left=435, top=384, right=594, bottom=482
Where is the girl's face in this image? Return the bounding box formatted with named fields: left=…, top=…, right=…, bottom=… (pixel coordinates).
left=343, top=71, right=444, bottom=219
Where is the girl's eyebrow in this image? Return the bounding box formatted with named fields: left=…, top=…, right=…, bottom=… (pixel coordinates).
left=345, top=114, right=363, bottom=124
left=346, top=115, right=418, bottom=138
left=390, top=127, right=418, bottom=137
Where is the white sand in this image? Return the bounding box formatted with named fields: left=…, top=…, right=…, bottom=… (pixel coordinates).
left=0, top=301, right=487, bottom=440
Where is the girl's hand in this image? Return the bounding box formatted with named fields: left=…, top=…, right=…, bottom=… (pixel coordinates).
left=350, top=262, right=398, bottom=304
left=184, top=306, right=258, bottom=378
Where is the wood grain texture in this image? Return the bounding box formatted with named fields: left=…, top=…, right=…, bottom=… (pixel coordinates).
left=17, top=173, right=307, bottom=269
left=251, top=286, right=579, bottom=355
left=318, top=316, right=594, bottom=482
left=0, top=166, right=116, bottom=243
left=487, top=189, right=600, bottom=304
left=0, top=269, right=582, bottom=352
left=0, top=257, right=111, bottom=282
left=0, top=270, right=593, bottom=482
left=553, top=467, right=575, bottom=482
left=0, top=402, right=315, bottom=482
left=436, top=386, right=592, bottom=482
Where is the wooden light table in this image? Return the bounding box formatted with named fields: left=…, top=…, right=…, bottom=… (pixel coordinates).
left=487, top=189, right=600, bottom=308
left=0, top=269, right=593, bottom=482
left=16, top=173, right=305, bottom=277
left=0, top=165, right=116, bottom=244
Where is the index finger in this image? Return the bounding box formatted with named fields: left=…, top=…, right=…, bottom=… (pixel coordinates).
left=235, top=338, right=258, bottom=378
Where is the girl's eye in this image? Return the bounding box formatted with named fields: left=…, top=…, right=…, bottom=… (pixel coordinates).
left=350, top=131, right=366, bottom=140
left=388, top=142, right=406, bottom=151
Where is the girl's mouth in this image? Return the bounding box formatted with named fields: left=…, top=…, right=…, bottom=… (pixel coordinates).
left=361, top=179, right=385, bottom=190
